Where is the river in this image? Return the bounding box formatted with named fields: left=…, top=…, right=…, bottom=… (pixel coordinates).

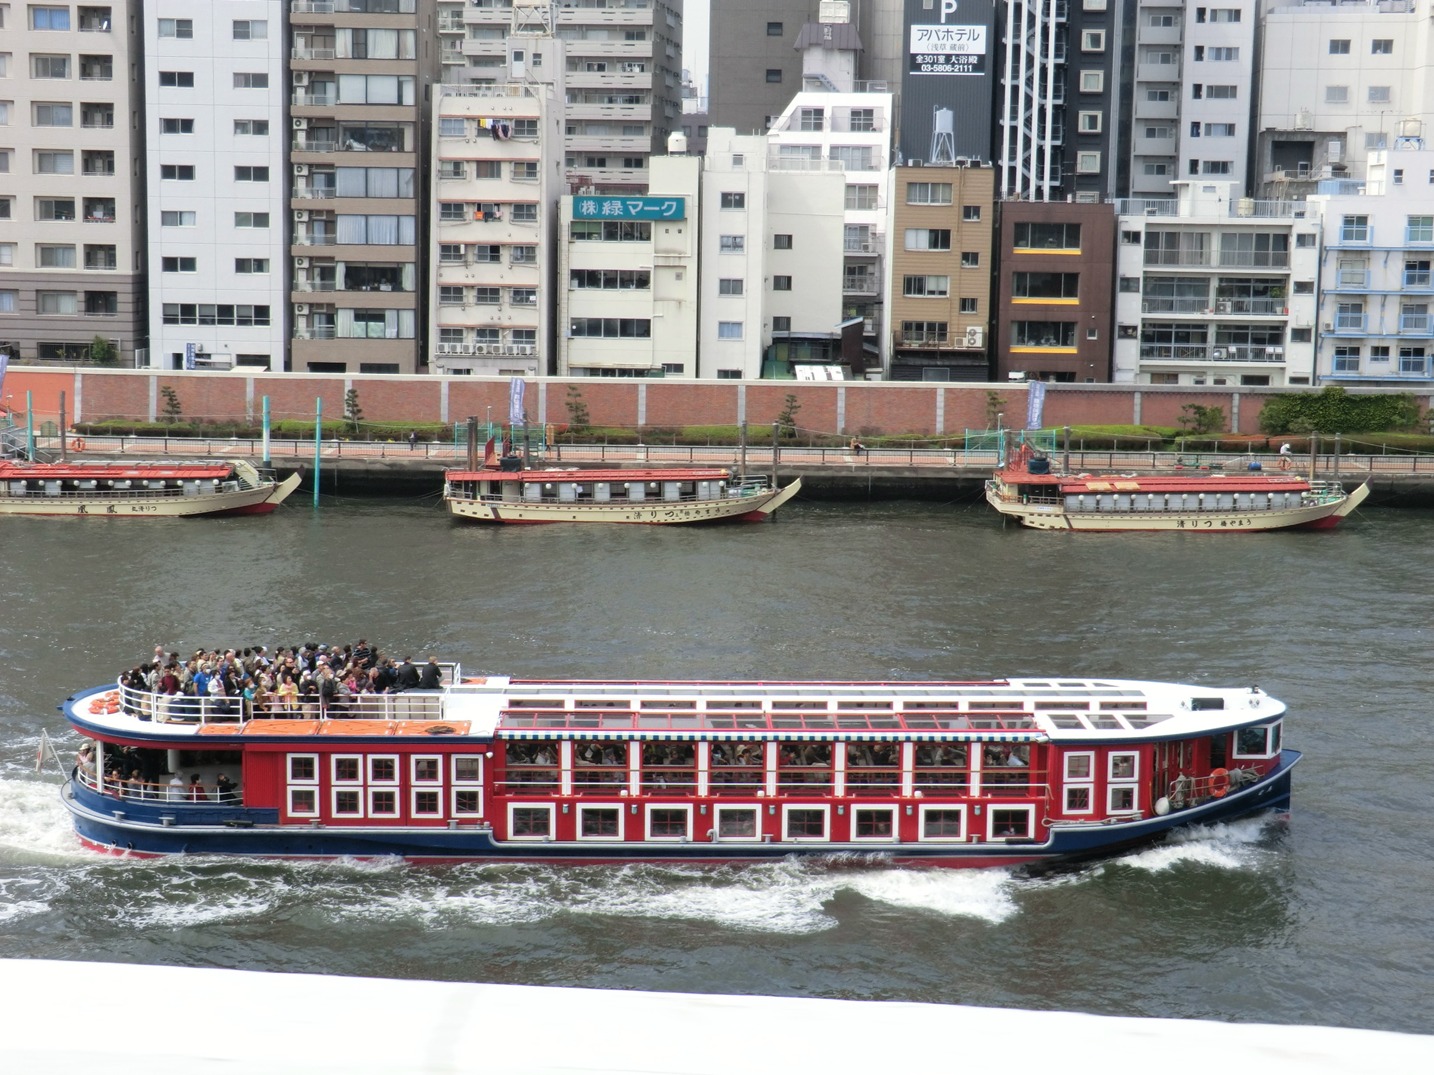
left=0, top=493, right=1430, bottom=1033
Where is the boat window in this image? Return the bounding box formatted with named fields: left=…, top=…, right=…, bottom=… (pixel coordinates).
left=641, top=699, right=695, bottom=709
left=1048, top=714, right=1085, bottom=729
left=714, top=806, right=760, bottom=840
left=838, top=700, right=892, bottom=710
left=574, top=741, right=627, bottom=788
left=333, top=755, right=362, bottom=783
left=1041, top=701, right=1091, bottom=710
left=1190, top=696, right=1225, bottom=710
left=1065, top=786, right=1091, bottom=812
left=990, top=807, right=1033, bottom=839
left=509, top=804, right=552, bottom=839
left=777, top=742, right=831, bottom=792
left=1064, top=753, right=1093, bottom=780
left=333, top=789, right=363, bottom=816
left=1108, top=785, right=1137, bottom=812
left=288, top=787, right=318, bottom=816
left=845, top=742, right=900, bottom=791
left=852, top=806, right=896, bottom=840
left=1108, top=752, right=1138, bottom=780
left=412, top=789, right=442, bottom=817
left=783, top=806, right=828, bottom=840
left=368, top=788, right=399, bottom=817
left=641, top=742, right=695, bottom=795
left=913, top=744, right=968, bottom=792
left=368, top=756, right=398, bottom=783
left=708, top=741, right=764, bottom=795
left=982, top=743, right=1031, bottom=797
left=578, top=805, right=622, bottom=839
left=412, top=756, right=442, bottom=783
left=1062, top=751, right=1095, bottom=815
left=452, top=756, right=483, bottom=783
left=288, top=754, right=317, bottom=783
left=919, top=807, right=965, bottom=841
left=1234, top=723, right=1277, bottom=758
left=646, top=805, right=691, bottom=840
left=453, top=788, right=482, bottom=816
left=504, top=742, right=558, bottom=791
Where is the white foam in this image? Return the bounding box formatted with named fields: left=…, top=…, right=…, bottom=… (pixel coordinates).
left=1111, top=815, right=1277, bottom=873
left=0, top=778, right=88, bottom=861
left=844, top=866, right=1018, bottom=922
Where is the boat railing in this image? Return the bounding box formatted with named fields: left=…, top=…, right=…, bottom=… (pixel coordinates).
left=113, top=679, right=455, bottom=728
left=74, top=766, right=242, bottom=805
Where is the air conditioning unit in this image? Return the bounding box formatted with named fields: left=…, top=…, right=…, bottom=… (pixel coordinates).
left=293, top=117, right=308, bottom=130
left=515, top=344, right=536, bottom=356
left=1216, top=300, right=1232, bottom=313
left=438, top=344, right=456, bottom=355
left=293, top=71, right=309, bottom=86
left=964, top=326, right=984, bottom=348
left=293, top=209, right=308, bottom=222
left=1323, top=322, right=1334, bottom=331
left=295, top=256, right=309, bottom=268
left=293, top=163, right=309, bottom=176
left=295, top=303, right=309, bottom=314
left=1212, top=347, right=1227, bottom=359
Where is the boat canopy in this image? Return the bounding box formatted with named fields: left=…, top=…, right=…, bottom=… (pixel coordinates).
left=444, top=467, right=737, bottom=484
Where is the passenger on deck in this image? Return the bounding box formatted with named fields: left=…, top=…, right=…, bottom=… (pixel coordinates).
left=418, top=657, right=443, bottom=690
left=276, top=674, right=299, bottom=712
left=187, top=774, right=207, bottom=802
left=215, top=774, right=238, bottom=804
left=394, top=657, right=420, bottom=692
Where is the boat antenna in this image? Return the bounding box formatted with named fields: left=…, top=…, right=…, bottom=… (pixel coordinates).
left=738, top=420, right=748, bottom=480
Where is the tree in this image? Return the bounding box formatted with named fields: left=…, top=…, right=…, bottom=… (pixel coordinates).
left=159, top=385, right=182, bottom=422
left=1177, top=403, right=1225, bottom=435
left=776, top=393, right=802, bottom=438
left=564, top=385, right=591, bottom=433
left=986, top=391, right=1004, bottom=429
left=87, top=335, right=117, bottom=367
left=343, top=388, right=364, bottom=436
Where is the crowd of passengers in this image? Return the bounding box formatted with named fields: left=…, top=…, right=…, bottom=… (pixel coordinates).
left=74, top=740, right=240, bottom=804
left=119, top=640, right=445, bottom=721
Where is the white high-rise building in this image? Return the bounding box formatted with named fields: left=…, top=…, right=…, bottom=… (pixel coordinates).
left=144, top=2, right=286, bottom=371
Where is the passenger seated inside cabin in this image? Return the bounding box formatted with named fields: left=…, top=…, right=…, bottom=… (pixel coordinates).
left=188, top=774, right=207, bottom=802
left=215, top=773, right=238, bottom=804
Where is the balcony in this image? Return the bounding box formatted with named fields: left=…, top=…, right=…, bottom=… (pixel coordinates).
left=1139, top=346, right=1285, bottom=363
left=293, top=325, right=338, bottom=340
left=1333, top=315, right=1367, bottom=332
left=1399, top=315, right=1432, bottom=333
left=293, top=187, right=336, bottom=200
left=293, top=92, right=336, bottom=108
left=294, top=233, right=338, bottom=246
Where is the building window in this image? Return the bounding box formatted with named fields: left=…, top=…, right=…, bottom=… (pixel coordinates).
left=36, top=245, right=76, bottom=268
left=1079, top=70, right=1104, bottom=93
left=35, top=150, right=74, bottom=175
left=235, top=259, right=269, bottom=274
left=1012, top=321, right=1077, bottom=348
left=1013, top=223, right=1081, bottom=250
left=31, top=54, right=69, bottom=79
left=718, top=278, right=743, bottom=296
left=234, top=212, right=269, bottom=228
left=772, top=317, right=791, bottom=332
left=960, top=251, right=980, bottom=267
left=161, top=256, right=197, bottom=273
left=158, top=71, right=194, bottom=88
left=959, top=297, right=978, bottom=314
left=160, top=117, right=194, bottom=134
left=765, top=69, right=781, bottom=83
left=719, top=235, right=745, bottom=253
left=717, top=321, right=743, bottom=340
left=905, top=228, right=951, bottom=251
left=1326, top=86, right=1349, bottom=104
left=900, top=321, right=948, bottom=344
left=232, top=20, right=267, bottom=40
left=1081, top=30, right=1105, bottom=51
left=772, top=275, right=792, bottom=291
left=906, top=182, right=953, bottom=205
left=798, top=107, right=824, bottom=132
left=1078, top=111, right=1102, bottom=134
left=1408, top=216, right=1434, bottom=242
left=1329, top=39, right=1350, bottom=54
left=1012, top=272, right=1080, bottom=300
left=1208, top=47, right=1238, bottom=61
left=719, top=192, right=745, bottom=209
left=961, top=205, right=982, bottom=222
left=903, top=275, right=950, bottom=298
left=234, top=165, right=269, bottom=182
left=1373, top=39, right=1393, bottom=54
left=767, top=21, right=783, bottom=36
left=232, top=73, right=269, bottom=89
left=1201, top=160, right=1232, bottom=175
left=774, top=234, right=793, bottom=250
left=1206, top=85, right=1238, bottom=99
left=1076, top=151, right=1101, bottom=174
left=31, top=6, right=71, bottom=30
left=36, top=198, right=75, bottom=221
left=160, top=164, right=195, bottom=180
left=845, top=184, right=878, bottom=210
left=1204, top=123, right=1236, bottom=137
left=1369, top=86, right=1391, bottom=104
left=161, top=210, right=195, bottom=227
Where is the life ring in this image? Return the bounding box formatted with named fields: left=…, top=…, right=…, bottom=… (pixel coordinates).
left=71, top=438, right=86, bottom=451
left=1208, top=767, right=1230, bottom=798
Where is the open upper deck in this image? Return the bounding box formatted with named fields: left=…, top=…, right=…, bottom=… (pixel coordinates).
left=67, top=676, right=1284, bottom=746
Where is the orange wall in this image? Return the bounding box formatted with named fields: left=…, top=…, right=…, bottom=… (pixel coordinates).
left=5, top=367, right=1426, bottom=436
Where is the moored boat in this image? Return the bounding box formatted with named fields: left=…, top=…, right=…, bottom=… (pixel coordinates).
left=58, top=666, right=1296, bottom=868
left=0, top=458, right=301, bottom=517
left=443, top=464, right=800, bottom=524
left=985, top=444, right=1368, bottom=532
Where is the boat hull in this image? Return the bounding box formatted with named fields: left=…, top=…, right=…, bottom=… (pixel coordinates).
left=0, top=467, right=301, bottom=518
left=61, top=752, right=1296, bottom=868
left=986, top=479, right=1368, bottom=532
left=448, top=477, right=801, bottom=525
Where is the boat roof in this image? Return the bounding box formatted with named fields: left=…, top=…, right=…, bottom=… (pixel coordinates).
left=65, top=676, right=1286, bottom=745
left=0, top=460, right=238, bottom=481
left=445, top=467, right=739, bottom=484
left=1052, top=473, right=1314, bottom=494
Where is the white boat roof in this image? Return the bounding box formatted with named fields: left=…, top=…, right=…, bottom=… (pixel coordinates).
left=3, top=960, right=1427, bottom=1075
left=70, top=677, right=1283, bottom=744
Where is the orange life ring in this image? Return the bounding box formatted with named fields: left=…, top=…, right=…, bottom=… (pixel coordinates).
left=71, top=438, right=86, bottom=451
left=1208, top=767, right=1230, bottom=798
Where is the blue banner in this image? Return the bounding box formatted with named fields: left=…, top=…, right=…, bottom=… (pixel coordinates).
left=508, top=377, right=525, bottom=427
left=1026, top=380, right=1046, bottom=430
left=573, top=196, right=686, bottom=221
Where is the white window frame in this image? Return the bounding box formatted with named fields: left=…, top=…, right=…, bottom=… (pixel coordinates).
left=988, top=805, right=1035, bottom=841
left=410, top=787, right=444, bottom=818
left=849, top=805, right=898, bottom=842
left=1107, top=784, right=1139, bottom=814
left=576, top=804, right=625, bottom=841
left=288, top=753, right=319, bottom=785
left=781, top=804, right=830, bottom=842
left=712, top=805, right=762, bottom=842
left=1232, top=722, right=1281, bottom=760
left=367, top=755, right=399, bottom=785
left=1108, top=752, right=1139, bottom=782
left=1062, top=751, right=1096, bottom=815
left=287, top=787, right=319, bottom=817
left=331, top=754, right=363, bottom=785
left=917, top=805, right=966, bottom=843
left=645, top=803, right=693, bottom=841
left=331, top=786, right=364, bottom=817
left=367, top=787, right=400, bottom=818
left=507, top=803, right=554, bottom=840
left=1080, top=70, right=1104, bottom=93
left=411, top=755, right=443, bottom=784
left=1081, top=30, right=1106, bottom=52
left=1078, top=111, right=1102, bottom=134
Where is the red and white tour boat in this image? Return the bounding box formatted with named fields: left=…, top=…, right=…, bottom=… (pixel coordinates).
left=986, top=444, right=1368, bottom=532
left=0, top=458, right=301, bottom=517
left=59, top=667, right=1297, bottom=868
left=443, top=465, right=800, bottom=524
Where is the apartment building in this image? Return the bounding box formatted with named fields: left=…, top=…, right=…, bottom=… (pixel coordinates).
left=289, top=0, right=438, bottom=374
left=446, top=0, right=682, bottom=193
left=700, top=129, right=846, bottom=379
left=1258, top=0, right=1428, bottom=198
left=558, top=153, right=699, bottom=377
left=145, top=2, right=286, bottom=372
left=0, top=1, right=144, bottom=366
left=1112, top=181, right=1319, bottom=386
left=1307, top=147, right=1434, bottom=388
left=995, top=201, right=1115, bottom=383
left=1130, top=0, right=1258, bottom=199
left=429, top=73, right=563, bottom=378
left=886, top=164, right=994, bottom=381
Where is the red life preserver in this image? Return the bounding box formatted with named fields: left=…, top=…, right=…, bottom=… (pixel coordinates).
left=71, top=438, right=86, bottom=451
left=1208, top=767, right=1230, bottom=798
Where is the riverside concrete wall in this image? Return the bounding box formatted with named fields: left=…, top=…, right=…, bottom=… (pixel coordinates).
left=4, top=367, right=1430, bottom=437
